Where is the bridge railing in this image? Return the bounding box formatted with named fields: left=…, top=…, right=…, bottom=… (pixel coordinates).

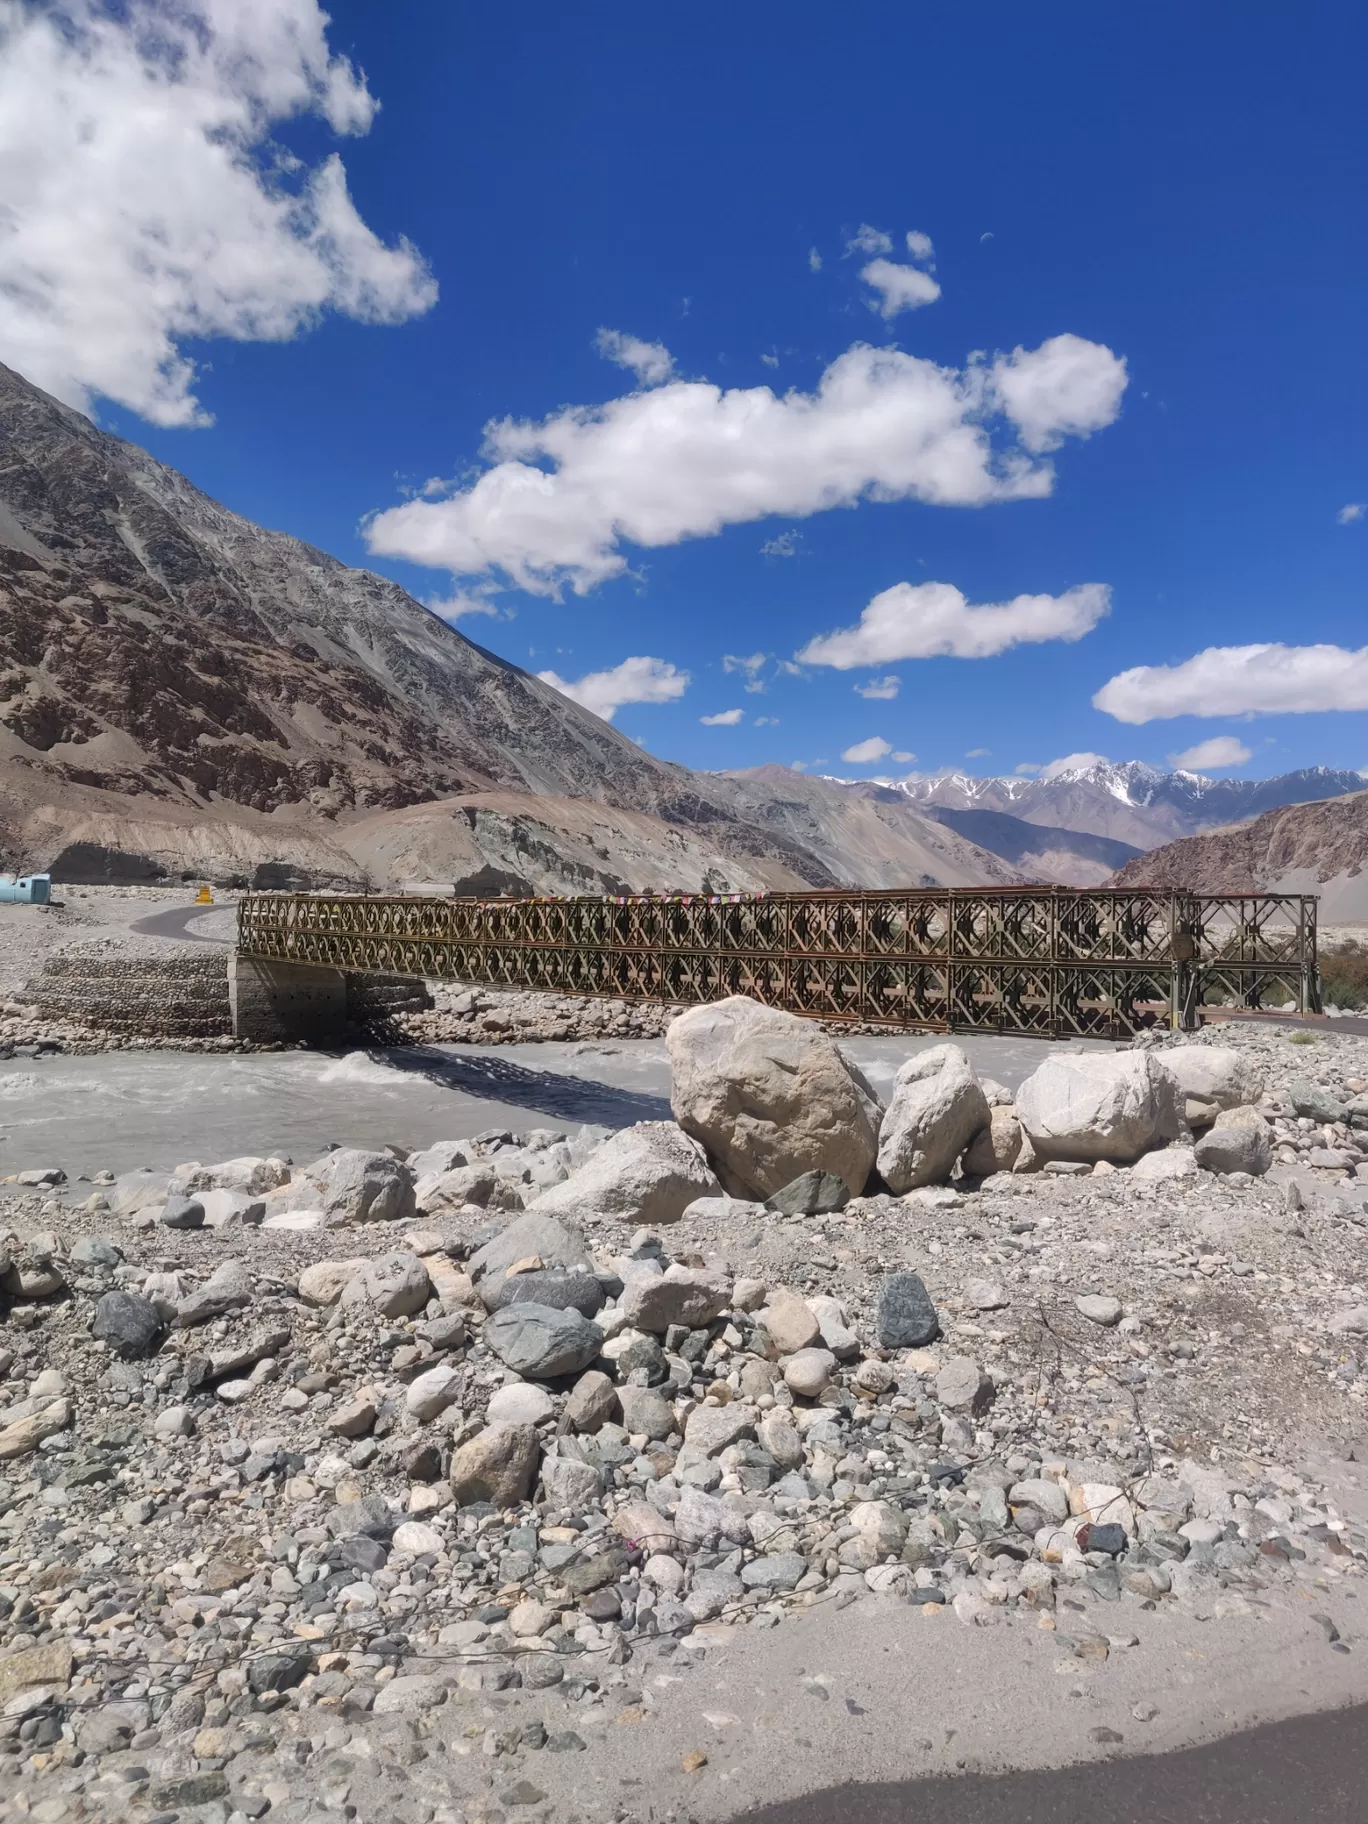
left=236, top=886, right=1319, bottom=1039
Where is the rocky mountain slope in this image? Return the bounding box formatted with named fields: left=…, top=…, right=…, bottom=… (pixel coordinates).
left=916, top=804, right=1142, bottom=887
left=899, top=761, right=1366, bottom=850
left=1111, top=788, right=1368, bottom=923
left=716, top=768, right=1022, bottom=890
left=0, top=362, right=1007, bottom=893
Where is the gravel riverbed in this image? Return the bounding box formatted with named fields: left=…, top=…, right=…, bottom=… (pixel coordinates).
left=0, top=1017, right=1366, bottom=1821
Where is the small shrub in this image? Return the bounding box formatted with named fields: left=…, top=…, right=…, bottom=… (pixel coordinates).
left=1321, top=939, right=1368, bottom=1011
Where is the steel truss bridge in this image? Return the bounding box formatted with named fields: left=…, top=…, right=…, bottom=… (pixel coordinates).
left=236, top=886, right=1320, bottom=1040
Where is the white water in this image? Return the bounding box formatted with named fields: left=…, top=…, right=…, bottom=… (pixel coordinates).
left=0, top=1032, right=1111, bottom=1182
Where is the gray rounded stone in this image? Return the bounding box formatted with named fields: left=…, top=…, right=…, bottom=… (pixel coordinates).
left=485, top=1302, right=604, bottom=1380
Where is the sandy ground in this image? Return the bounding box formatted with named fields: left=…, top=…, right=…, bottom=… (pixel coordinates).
left=0, top=885, right=238, bottom=998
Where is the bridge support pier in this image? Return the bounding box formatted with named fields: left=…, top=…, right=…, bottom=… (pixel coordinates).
left=229, top=954, right=348, bottom=1044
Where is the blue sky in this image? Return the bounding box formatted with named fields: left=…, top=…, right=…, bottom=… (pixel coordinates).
left=7, top=1, right=1368, bottom=781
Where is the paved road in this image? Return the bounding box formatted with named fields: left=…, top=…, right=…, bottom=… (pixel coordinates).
left=735, top=1699, right=1368, bottom=1823
left=127, top=903, right=232, bottom=945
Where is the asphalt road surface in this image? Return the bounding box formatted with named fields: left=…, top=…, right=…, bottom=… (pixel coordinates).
left=735, top=1699, right=1368, bottom=1823
left=127, top=903, right=231, bottom=944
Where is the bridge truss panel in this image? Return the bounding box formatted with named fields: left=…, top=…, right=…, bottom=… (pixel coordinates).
left=236, top=886, right=1320, bottom=1040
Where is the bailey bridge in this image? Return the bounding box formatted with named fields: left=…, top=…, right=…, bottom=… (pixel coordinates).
left=227, top=885, right=1320, bottom=1045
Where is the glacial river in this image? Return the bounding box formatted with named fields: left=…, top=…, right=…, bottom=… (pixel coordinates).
left=0, top=1031, right=1113, bottom=1183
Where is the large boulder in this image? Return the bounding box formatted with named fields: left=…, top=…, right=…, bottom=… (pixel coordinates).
left=525, top=1122, right=719, bottom=1227
left=303, top=1150, right=415, bottom=1226
left=877, top=1044, right=990, bottom=1193
left=667, top=996, right=882, bottom=1198
left=1160, top=1046, right=1263, bottom=1127
left=1194, top=1106, right=1273, bottom=1176
left=485, top=1303, right=604, bottom=1379
left=1016, top=1051, right=1185, bottom=1164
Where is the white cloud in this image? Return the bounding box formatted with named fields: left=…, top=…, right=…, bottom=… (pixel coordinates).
left=842, top=736, right=893, bottom=763
left=536, top=655, right=689, bottom=722
left=860, top=228, right=939, bottom=319
left=1338, top=503, right=1366, bottom=525
left=724, top=651, right=767, bottom=676
left=892, top=750, right=915, bottom=762
left=846, top=224, right=893, bottom=256
left=855, top=675, right=901, bottom=699
left=860, top=258, right=941, bottom=319
left=1168, top=735, right=1253, bottom=771
left=760, top=530, right=801, bottom=558
left=991, top=334, right=1129, bottom=452
left=808, top=248, right=823, bottom=273
left=1094, top=643, right=1368, bottom=724
left=798, top=580, right=1109, bottom=668
left=1014, top=763, right=1043, bottom=776
left=1040, top=751, right=1109, bottom=780
left=0, top=0, right=435, bottom=427
left=965, top=747, right=990, bottom=758
left=594, top=327, right=673, bottom=387
left=761, top=352, right=780, bottom=368
left=755, top=715, right=780, bottom=726
left=700, top=707, right=744, bottom=726
left=366, top=334, right=1128, bottom=596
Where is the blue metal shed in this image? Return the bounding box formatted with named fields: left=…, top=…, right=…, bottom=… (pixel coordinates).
left=0, top=875, right=50, bottom=904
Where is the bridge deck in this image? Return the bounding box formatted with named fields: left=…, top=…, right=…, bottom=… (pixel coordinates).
left=236, top=886, right=1319, bottom=1040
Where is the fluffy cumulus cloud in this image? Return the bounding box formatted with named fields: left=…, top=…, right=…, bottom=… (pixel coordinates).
left=861, top=229, right=940, bottom=319
left=798, top=580, right=1110, bottom=668
left=855, top=675, right=900, bottom=699
left=1094, top=643, right=1368, bottom=723
left=365, top=335, right=1128, bottom=596
left=700, top=707, right=744, bottom=726
left=842, top=735, right=893, bottom=763
left=991, top=334, right=1129, bottom=453
left=861, top=259, right=941, bottom=318
left=1168, top=735, right=1253, bottom=771
left=594, top=328, right=673, bottom=387
left=1338, top=503, right=1365, bottom=525
left=536, top=655, right=688, bottom=722
left=0, top=0, right=435, bottom=426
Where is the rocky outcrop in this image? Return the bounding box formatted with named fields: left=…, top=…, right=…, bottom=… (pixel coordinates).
left=1110, top=788, right=1368, bottom=923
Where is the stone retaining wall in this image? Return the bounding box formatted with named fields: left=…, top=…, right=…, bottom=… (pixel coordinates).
left=18, top=952, right=431, bottom=1041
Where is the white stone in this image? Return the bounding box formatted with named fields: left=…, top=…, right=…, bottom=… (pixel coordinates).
left=877, top=1044, right=991, bottom=1193
left=667, top=995, right=883, bottom=1198
left=1160, top=1045, right=1263, bottom=1116
left=783, top=1348, right=836, bottom=1399
left=1075, top=1294, right=1123, bottom=1326
left=526, top=1122, right=720, bottom=1227
left=486, top=1382, right=556, bottom=1425
left=1016, top=1051, right=1186, bottom=1164
left=405, top=1365, right=461, bottom=1421
left=1131, top=1146, right=1198, bottom=1181
left=391, top=1521, right=444, bottom=1556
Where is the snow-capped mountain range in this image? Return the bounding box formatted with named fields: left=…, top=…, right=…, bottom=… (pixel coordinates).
left=888, top=761, right=1368, bottom=851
